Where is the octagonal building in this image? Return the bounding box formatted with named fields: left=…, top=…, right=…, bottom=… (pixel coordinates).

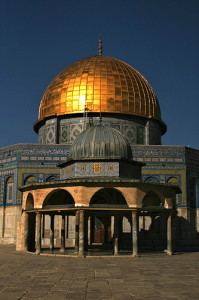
left=0, top=40, right=198, bottom=252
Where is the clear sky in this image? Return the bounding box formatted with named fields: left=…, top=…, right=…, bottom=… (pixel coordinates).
left=1, top=0, right=199, bottom=149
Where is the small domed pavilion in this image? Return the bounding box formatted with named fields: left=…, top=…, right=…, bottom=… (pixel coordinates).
left=17, top=123, right=180, bottom=257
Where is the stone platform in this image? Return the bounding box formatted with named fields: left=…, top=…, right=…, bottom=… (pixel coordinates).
left=0, top=245, right=199, bottom=299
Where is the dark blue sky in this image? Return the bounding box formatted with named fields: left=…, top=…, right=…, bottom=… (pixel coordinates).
left=1, top=0, right=199, bottom=148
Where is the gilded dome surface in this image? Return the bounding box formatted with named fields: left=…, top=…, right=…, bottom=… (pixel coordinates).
left=38, top=55, right=162, bottom=125
left=68, top=124, right=133, bottom=160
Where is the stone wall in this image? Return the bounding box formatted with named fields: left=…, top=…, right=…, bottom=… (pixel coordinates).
left=0, top=206, right=21, bottom=244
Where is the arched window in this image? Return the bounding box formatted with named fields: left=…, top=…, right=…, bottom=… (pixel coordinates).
left=196, top=179, right=199, bottom=208
left=144, top=177, right=159, bottom=184
left=6, top=177, right=14, bottom=204
left=167, top=177, right=178, bottom=185
left=24, top=176, right=37, bottom=185
left=45, top=175, right=59, bottom=182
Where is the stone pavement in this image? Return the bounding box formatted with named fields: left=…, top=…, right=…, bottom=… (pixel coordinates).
left=0, top=245, right=199, bottom=300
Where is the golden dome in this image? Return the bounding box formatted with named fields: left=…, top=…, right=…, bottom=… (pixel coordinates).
left=38, top=55, right=164, bottom=130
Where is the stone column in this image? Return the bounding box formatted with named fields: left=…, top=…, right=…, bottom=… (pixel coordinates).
left=84, top=214, right=88, bottom=251
left=111, top=216, right=114, bottom=240
left=114, top=215, right=119, bottom=255
left=104, top=218, right=108, bottom=244
left=60, top=214, right=65, bottom=253
left=150, top=214, right=156, bottom=251
left=50, top=214, right=54, bottom=251
left=36, top=212, right=41, bottom=255
left=167, top=212, right=175, bottom=255
left=24, top=212, right=29, bottom=252
left=118, top=216, right=123, bottom=251
left=87, top=217, right=91, bottom=245
left=75, top=211, right=80, bottom=252
left=79, top=210, right=85, bottom=257
left=132, top=210, right=139, bottom=257
left=42, top=214, right=45, bottom=238
left=66, top=215, right=68, bottom=239
left=90, top=216, right=96, bottom=244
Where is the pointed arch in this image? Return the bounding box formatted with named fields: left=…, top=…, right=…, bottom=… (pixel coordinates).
left=25, top=193, right=34, bottom=209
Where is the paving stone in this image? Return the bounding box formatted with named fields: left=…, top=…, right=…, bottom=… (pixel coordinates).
left=65, top=291, right=86, bottom=299
left=0, top=245, right=199, bottom=299
left=86, top=292, right=111, bottom=299
left=0, top=291, right=26, bottom=299
left=50, top=284, right=69, bottom=292
left=26, top=291, right=49, bottom=297
left=45, top=295, right=66, bottom=300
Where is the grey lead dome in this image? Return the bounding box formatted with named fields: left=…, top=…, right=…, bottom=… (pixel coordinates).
left=68, top=124, right=133, bottom=160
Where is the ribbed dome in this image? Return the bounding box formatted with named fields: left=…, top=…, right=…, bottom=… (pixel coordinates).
left=68, top=124, right=133, bottom=160
left=37, top=55, right=165, bottom=132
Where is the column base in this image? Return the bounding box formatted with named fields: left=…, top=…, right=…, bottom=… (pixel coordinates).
left=35, top=250, right=41, bottom=255
left=164, top=249, right=174, bottom=255
left=60, top=248, right=65, bottom=253
left=132, top=253, right=140, bottom=257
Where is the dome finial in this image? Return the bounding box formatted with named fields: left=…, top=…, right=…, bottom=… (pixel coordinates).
left=98, top=36, right=103, bottom=56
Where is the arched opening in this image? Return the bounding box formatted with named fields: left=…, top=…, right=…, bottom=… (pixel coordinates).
left=89, top=188, right=128, bottom=247
left=140, top=191, right=166, bottom=251
left=43, top=189, right=75, bottom=208
left=142, top=191, right=162, bottom=207
left=36, top=190, right=76, bottom=254
left=90, top=188, right=128, bottom=207
left=24, top=193, right=36, bottom=252
left=25, top=193, right=34, bottom=209
left=167, top=177, right=180, bottom=206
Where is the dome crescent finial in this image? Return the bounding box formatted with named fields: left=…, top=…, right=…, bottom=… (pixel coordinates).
left=98, top=36, right=103, bottom=56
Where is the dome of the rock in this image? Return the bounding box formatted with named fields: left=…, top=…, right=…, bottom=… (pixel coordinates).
left=37, top=55, right=165, bottom=132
